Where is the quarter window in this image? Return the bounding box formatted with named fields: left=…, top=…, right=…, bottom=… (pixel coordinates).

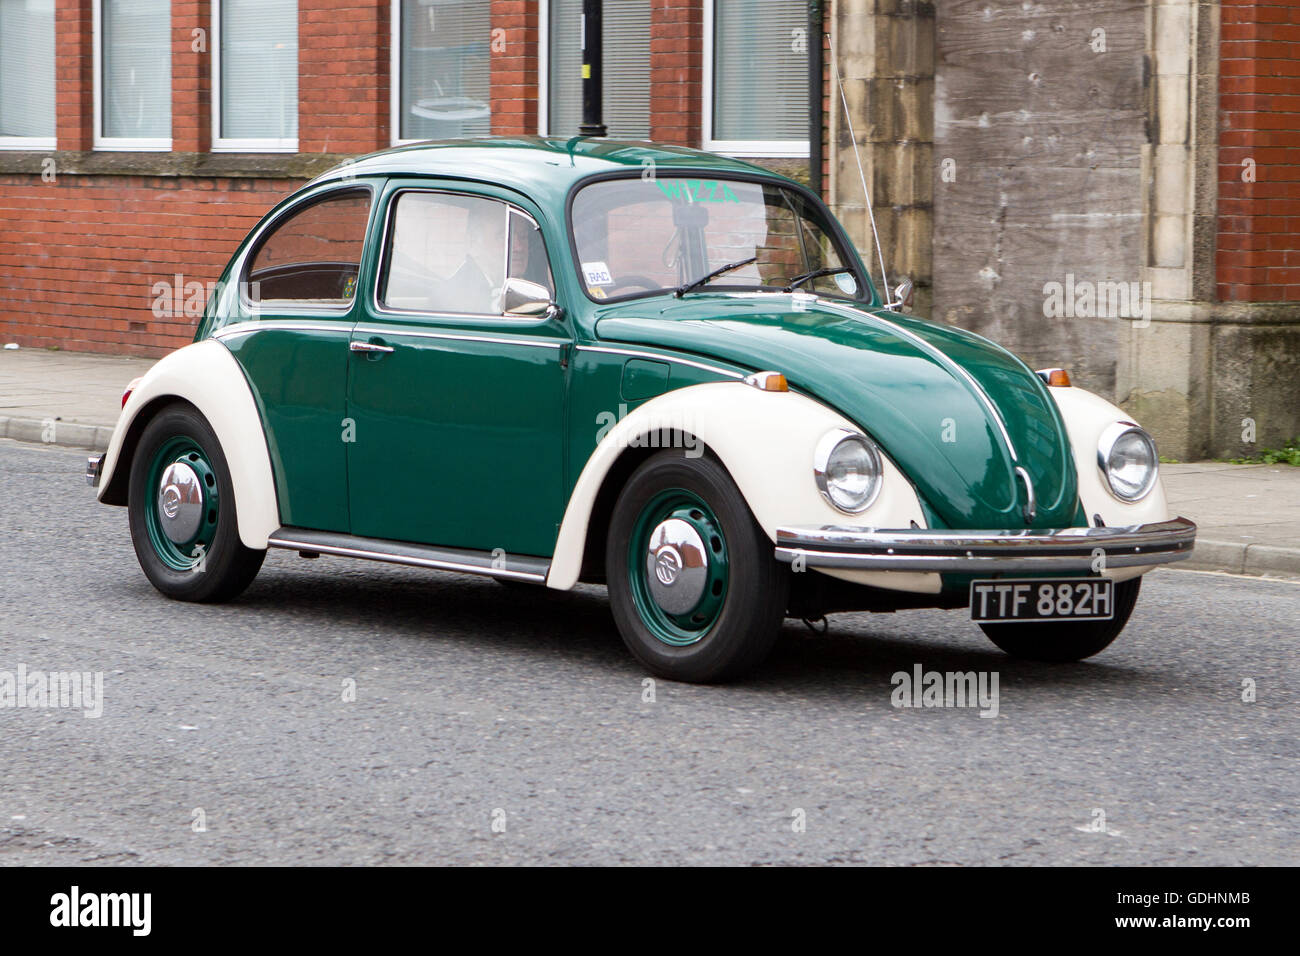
left=247, top=190, right=371, bottom=306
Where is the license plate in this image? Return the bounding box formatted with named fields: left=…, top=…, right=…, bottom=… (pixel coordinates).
left=970, top=578, right=1114, bottom=623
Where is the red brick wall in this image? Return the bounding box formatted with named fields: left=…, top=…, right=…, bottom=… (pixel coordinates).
left=649, top=0, right=702, bottom=146
left=490, top=0, right=539, bottom=135
left=0, top=176, right=292, bottom=355
left=299, top=0, right=390, bottom=153
left=1217, top=0, right=1300, bottom=303
left=54, top=0, right=93, bottom=151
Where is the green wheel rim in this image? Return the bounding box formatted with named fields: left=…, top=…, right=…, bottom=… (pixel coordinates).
left=143, top=435, right=220, bottom=572
left=627, top=488, right=729, bottom=647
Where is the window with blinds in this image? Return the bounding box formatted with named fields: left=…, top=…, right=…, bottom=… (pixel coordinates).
left=398, top=0, right=492, bottom=142
left=216, top=0, right=298, bottom=148
left=0, top=0, right=55, bottom=146
left=98, top=0, right=172, bottom=145
left=545, top=0, right=650, bottom=139
left=710, top=0, right=809, bottom=152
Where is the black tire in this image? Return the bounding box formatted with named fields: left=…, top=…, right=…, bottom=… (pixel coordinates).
left=980, top=577, right=1142, bottom=662
left=606, top=450, right=788, bottom=683
left=128, top=403, right=265, bottom=603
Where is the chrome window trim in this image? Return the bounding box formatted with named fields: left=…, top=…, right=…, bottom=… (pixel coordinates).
left=213, top=319, right=352, bottom=340
left=371, top=186, right=556, bottom=323
left=351, top=324, right=565, bottom=350
left=237, top=182, right=376, bottom=316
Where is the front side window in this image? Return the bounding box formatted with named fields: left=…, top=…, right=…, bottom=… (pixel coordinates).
left=544, top=0, right=650, bottom=139
left=394, top=0, right=490, bottom=143
left=380, top=192, right=553, bottom=316
left=0, top=0, right=56, bottom=149
left=247, top=190, right=371, bottom=306
left=97, top=0, right=172, bottom=149
left=571, top=176, right=862, bottom=303
left=708, top=0, right=809, bottom=156
left=214, top=0, right=299, bottom=151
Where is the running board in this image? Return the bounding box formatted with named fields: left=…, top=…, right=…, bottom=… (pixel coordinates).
left=266, top=528, right=550, bottom=583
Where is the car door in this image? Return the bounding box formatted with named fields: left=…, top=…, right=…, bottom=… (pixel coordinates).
left=345, top=181, right=570, bottom=557
left=219, top=183, right=377, bottom=533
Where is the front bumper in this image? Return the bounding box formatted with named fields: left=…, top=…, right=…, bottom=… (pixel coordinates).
left=775, top=516, right=1197, bottom=573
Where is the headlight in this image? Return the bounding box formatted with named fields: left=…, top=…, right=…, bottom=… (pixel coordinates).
left=814, top=428, right=883, bottom=513
left=1097, top=423, right=1158, bottom=501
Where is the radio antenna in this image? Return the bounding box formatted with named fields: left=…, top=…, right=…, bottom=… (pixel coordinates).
left=827, top=31, right=891, bottom=305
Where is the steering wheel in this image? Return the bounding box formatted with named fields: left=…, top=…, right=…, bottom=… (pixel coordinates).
left=607, top=275, right=663, bottom=295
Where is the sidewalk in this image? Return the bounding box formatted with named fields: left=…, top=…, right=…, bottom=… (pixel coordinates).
left=3, top=347, right=1298, bottom=578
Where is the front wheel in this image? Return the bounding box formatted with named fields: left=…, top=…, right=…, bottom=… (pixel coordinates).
left=980, top=577, right=1142, bottom=662
left=128, top=403, right=265, bottom=603
left=606, top=450, right=788, bottom=683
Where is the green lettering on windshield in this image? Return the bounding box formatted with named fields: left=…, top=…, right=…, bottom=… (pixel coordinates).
left=654, top=180, right=740, bottom=203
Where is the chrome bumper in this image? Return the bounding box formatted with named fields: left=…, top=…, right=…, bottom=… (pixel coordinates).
left=775, top=516, right=1197, bottom=573
left=86, top=454, right=103, bottom=488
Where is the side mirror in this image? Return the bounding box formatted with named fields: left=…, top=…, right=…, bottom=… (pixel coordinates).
left=503, top=277, right=555, bottom=317
left=887, top=277, right=914, bottom=312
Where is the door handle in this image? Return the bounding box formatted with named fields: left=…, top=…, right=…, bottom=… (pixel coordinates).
left=350, top=340, right=394, bottom=354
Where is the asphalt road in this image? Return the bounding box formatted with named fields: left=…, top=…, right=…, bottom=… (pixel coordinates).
left=1, top=440, right=1296, bottom=866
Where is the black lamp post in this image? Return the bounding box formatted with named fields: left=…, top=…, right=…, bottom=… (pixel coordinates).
left=579, top=0, right=607, bottom=137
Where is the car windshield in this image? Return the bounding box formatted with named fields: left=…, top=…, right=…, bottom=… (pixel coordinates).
left=570, top=176, right=868, bottom=302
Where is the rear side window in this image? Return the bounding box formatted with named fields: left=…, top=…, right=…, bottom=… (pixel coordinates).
left=247, top=189, right=371, bottom=305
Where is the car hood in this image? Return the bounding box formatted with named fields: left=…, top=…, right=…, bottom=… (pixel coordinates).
left=593, top=294, right=1079, bottom=530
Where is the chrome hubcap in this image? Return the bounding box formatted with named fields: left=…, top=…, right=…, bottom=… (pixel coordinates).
left=156, top=461, right=204, bottom=544
left=645, top=518, right=708, bottom=614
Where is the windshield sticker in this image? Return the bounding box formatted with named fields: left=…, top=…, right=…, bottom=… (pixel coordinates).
left=589, top=286, right=607, bottom=299
left=582, top=261, right=614, bottom=286
left=655, top=180, right=741, bottom=204
left=834, top=272, right=858, bottom=295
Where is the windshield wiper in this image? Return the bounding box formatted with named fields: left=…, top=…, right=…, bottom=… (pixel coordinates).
left=674, top=256, right=758, bottom=297
left=783, top=266, right=849, bottom=292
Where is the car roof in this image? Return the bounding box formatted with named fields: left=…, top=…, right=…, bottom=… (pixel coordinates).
left=308, top=136, right=797, bottom=208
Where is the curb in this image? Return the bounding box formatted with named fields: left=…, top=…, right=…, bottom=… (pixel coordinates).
left=0, top=415, right=112, bottom=452
left=1180, top=538, right=1300, bottom=579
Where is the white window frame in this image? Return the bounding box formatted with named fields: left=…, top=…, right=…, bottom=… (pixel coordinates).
left=390, top=0, right=422, bottom=146
left=0, top=0, right=57, bottom=151
left=211, top=0, right=299, bottom=153
left=537, top=0, right=550, bottom=134
left=92, top=0, right=172, bottom=151
left=702, top=0, right=809, bottom=158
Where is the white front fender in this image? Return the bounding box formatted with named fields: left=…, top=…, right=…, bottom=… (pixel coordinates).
left=546, top=382, right=928, bottom=590
left=97, top=340, right=280, bottom=550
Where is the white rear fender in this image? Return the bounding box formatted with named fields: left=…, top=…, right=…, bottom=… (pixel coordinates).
left=97, top=340, right=280, bottom=550
left=546, top=382, right=928, bottom=590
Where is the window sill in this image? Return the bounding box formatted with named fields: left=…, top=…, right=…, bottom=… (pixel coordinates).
left=0, top=150, right=354, bottom=180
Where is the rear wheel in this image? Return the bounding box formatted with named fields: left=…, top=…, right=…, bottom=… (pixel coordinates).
left=980, top=577, right=1141, bottom=662
left=606, top=450, right=787, bottom=683
left=128, top=404, right=264, bottom=603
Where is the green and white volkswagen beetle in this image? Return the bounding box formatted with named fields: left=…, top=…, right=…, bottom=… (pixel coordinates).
left=88, top=138, right=1196, bottom=682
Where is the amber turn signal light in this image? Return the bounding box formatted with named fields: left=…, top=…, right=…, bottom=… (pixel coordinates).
left=743, top=371, right=789, bottom=392
left=1035, top=368, right=1071, bottom=388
